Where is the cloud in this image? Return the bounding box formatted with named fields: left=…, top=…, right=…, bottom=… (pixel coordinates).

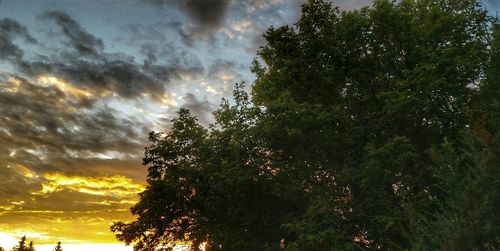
left=18, top=59, right=168, bottom=101
left=0, top=74, right=146, bottom=171
left=0, top=16, right=204, bottom=212
left=0, top=18, right=37, bottom=61
left=40, top=11, right=104, bottom=58
left=0, top=72, right=147, bottom=244
left=179, top=0, right=230, bottom=30
left=140, top=43, right=158, bottom=67
left=8, top=11, right=205, bottom=101
left=208, top=59, right=236, bottom=77
left=204, top=59, right=243, bottom=96
left=138, top=0, right=232, bottom=45
left=181, top=93, right=216, bottom=126
left=141, top=0, right=230, bottom=30
left=34, top=173, right=144, bottom=198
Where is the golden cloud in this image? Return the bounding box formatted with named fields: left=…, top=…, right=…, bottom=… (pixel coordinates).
left=36, top=75, right=93, bottom=99
left=34, top=173, right=145, bottom=197
left=5, top=77, right=22, bottom=93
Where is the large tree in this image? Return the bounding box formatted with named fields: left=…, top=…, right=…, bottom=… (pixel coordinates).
left=251, top=0, right=494, bottom=249
left=112, top=0, right=498, bottom=250
left=112, top=85, right=294, bottom=251
left=408, top=22, right=500, bottom=251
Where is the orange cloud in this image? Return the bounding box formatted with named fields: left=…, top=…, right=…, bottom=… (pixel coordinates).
left=34, top=173, right=144, bottom=197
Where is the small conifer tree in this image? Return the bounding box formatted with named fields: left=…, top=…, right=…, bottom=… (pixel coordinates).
left=11, top=236, right=27, bottom=251
left=53, top=241, right=63, bottom=251
left=27, top=241, right=34, bottom=251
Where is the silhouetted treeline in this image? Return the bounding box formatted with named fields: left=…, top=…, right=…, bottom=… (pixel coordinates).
left=6, top=236, right=63, bottom=251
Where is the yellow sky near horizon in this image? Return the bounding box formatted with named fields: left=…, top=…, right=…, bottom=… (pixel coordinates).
left=0, top=233, right=190, bottom=251
left=0, top=234, right=133, bottom=251
left=0, top=171, right=146, bottom=249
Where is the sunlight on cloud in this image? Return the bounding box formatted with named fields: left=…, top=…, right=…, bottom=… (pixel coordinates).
left=200, top=81, right=219, bottom=95
left=15, top=164, right=39, bottom=179
left=5, top=77, right=22, bottom=93
left=0, top=208, right=140, bottom=246
left=0, top=206, right=15, bottom=216
left=232, top=19, right=253, bottom=33
left=34, top=173, right=144, bottom=197
left=218, top=73, right=235, bottom=81
left=36, top=75, right=92, bottom=98
left=160, top=93, right=179, bottom=108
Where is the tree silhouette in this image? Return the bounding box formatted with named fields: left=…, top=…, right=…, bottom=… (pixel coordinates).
left=53, top=241, right=63, bottom=251
left=27, top=241, right=34, bottom=251
left=111, top=0, right=499, bottom=250
left=10, top=236, right=37, bottom=251
left=11, top=236, right=27, bottom=251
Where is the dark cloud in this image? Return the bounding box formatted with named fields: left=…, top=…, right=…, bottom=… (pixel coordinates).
left=0, top=74, right=146, bottom=170
left=182, top=93, right=216, bottom=126
left=0, top=18, right=37, bottom=61
left=40, top=11, right=104, bottom=58
left=0, top=166, right=41, bottom=206
left=141, top=0, right=230, bottom=30
left=208, top=59, right=236, bottom=76
left=7, top=11, right=205, bottom=101
left=139, top=0, right=231, bottom=45
left=18, top=59, right=170, bottom=101
left=180, top=0, right=230, bottom=30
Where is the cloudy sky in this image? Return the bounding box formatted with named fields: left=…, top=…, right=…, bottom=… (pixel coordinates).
left=0, top=0, right=498, bottom=250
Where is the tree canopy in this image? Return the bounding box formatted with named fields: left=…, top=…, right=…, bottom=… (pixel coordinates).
left=111, top=0, right=499, bottom=250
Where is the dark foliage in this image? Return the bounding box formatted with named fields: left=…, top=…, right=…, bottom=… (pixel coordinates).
left=112, top=1, right=499, bottom=250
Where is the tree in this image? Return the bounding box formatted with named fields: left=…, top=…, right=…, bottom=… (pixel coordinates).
left=408, top=21, right=500, bottom=251
left=112, top=84, right=295, bottom=251
left=27, top=241, right=34, bottom=251
left=111, top=0, right=498, bottom=250
left=252, top=0, right=494, bottom=249
left=53, top=241, right=63, bottom=251
left=10, top=236, right=36, bottom=251
left=11, top=236, right=27, bottom=251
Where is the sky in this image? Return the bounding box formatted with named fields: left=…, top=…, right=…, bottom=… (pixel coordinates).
left=0, top=0, right=498, bottom=250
